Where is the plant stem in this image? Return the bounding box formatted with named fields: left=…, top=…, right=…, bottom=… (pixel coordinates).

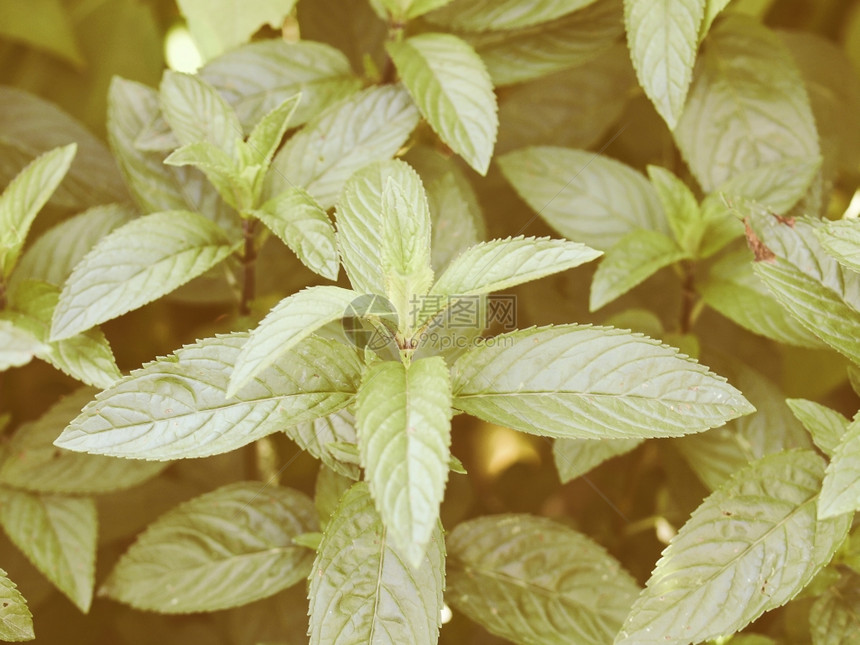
left=240, top=219, right=257, bottom=316
left=0, top=277, right=6, bottom=310
left=679, top=260, right=698, bottom=334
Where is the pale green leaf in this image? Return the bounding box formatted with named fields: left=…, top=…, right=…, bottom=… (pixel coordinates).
left=160, top=71, right=244, bottom=157
left=817, top=220, right=860, bottom=274
left=674, top=16, right=819, bottom=191
left=432, top=236, right=601, bottom=299
left=465, top=0, right=623, bottom=86
left=245, top=94, right=301, bottom=169
left=176, top=0, right=299, bottom=60
left=288, top=409, right=360, bottom=480
left=786, top=398, right=849, bottom=458
left=424, top=168, right=484, bottom=273
left=164, top=142, right=250, bottom=211
left=387, top=33, right=497, bottom=175
left=0, top=321, right=45, bottom=371
left=0, top=568, right=33, bottom=642
left=50, top=211, right=236, bottom=341
left=252, top=187, right=339, bottom=280
left=553, top=437, right=642, bottom=483
left=647, top=165, right=702, bottom=253
left=228, top=286, right=358, bottom=397
left=101, top=482, right=317, bottom=612
left=498, top=146, right=668, bottom=251
left=377, top=0, right=453, bottom=19
left=266, top=85, right=420, bottom=209
left=590, top=230, right=685, bottom=311
left=0, top=0, right=83, bottom=66
left=452, top=324, right=753, bottom=440
left=809, top=570, right=860, bottom=645
left=0, top=489, right=97, bottom=612
left=447, top=514, right=639, bottom=645
left=199, top=40, right=361, bottom=130
left=0, top=389, right=166, bottom=495
left=55, top=333, right=362, bottom=460
left=308, top=482, right=444, bottom=645
left=819, top=415, right=860, bottom=519
left=708, top=156, right=822, bottom=214
left=426, top=0, right=599, bottom=31
left=0, top=144, right=76, bottom=277
left=356, top=357, right=452, bottom=567
left=701, top=0, right=731, bottom=38
left=315, top=465, right=355, bottom=529
left=617, top=450, right=851, bottom=644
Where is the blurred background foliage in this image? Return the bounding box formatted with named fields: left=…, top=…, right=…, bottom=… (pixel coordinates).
left=1, top=0, right=860, bottom=643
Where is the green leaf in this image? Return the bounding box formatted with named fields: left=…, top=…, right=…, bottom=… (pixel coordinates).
left=387, top=33, right=497, bottom=175
left=0, top=321, right=45, bottom=371
left=0, top=389, right=166, bottom=495
left=625, top=0, right=705, bottom=129
left=674, top=16, right=819, bottom=192
left=786, top=398, right=849, bottom=458
left=176, top=0, right=300, bottom=60
left=809, top=570, right=860, bottom=645
left=465, top=0, right=623, bottom=86
left=0, top=489, right=97, bottom=612
left=424, top=166, right=484, bottom=273
left=199, top=40, right=361, bottom=130
left=0, top=144, right=76, bottom=277
left=647, top=165, right=702, bottom=253
left=308, top=482, right=444, bottom=645
left=816, top=219, right=860, bottom=274
left=819, top=415, right=860, bottom=519
left=159, top=71, right=244, bottom=157
left=244, top=94, right=300, bottom=170
left=266, top=85, right=420, bottom=209
left=553, top=437, right=643, bottom=483
left=55, top=333, right=362, bottom=460
left=252, top=188, right=339, bottom=280
left=426, top=0, right=599, bottom=31
left=50, top=211, right=236, bottom=341
left=452, top=325, right=753, bottom=440
left=288, top=409, right=360, bottom=480
left=10, top=204, right=134, bottom=289
left=164, top=142, right=250, bottom=211
left=447, top=514, right=640, bottom=645
left=700, top=0, right=731, bottom=38
left=432, top=236, right=601, bottom=300
left=707, top=156, right=822, bottom=214
left=356, top=357, right=452, bottom=567
left=228, top=286, right=358, bottom=397
left=377, top=0, right=453, bottom=19
left=498, top=147, right=668, bottom=251
left=0, top=568, right=33, bottom=642
left=617, top=450, right=851, bottom=644
left=0, top=0, right=83, bottom=66
left=590, top=230, right=686, bottom=311
left=101, top=482, right=317, bottom=613
left=315, top=464, right=355, bottom=528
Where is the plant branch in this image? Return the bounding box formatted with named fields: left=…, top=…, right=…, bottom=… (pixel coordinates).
left=679, top=260, right=698, bottom=334
left=240, top=219, right=257, bottom=316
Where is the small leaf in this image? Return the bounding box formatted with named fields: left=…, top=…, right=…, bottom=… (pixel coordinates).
left=422, top=165, right=484, bottom=273
left=624, top=0, right=705, bottom=129
left=244, top=94, right=301, bottom=169
left=55, top=333, right=362, bottom=460
left=0, top=489, right=97, bottom=612
left=647, top=165, right=702, bottom=253
left=388, top=33, right=497, bottom=175
left=50, top=211, right=236, bottom=341
left=0, top=144, right=76, bottom=277
left=308, top=482, right=444, bottom=645
left=252, top=188, right=339, bottom=280
left=590, top=229, right=686, bottom=311
left=708, top=156, right=822, bottom=214
left=377, top=0, right=453, bottom=20
left=809, top=570, right=860, bottom=645
left=426, top=0, right=599, bottom=31
left=816, top=219, right=860, bottom=274
left=819, top=415, right=860, bottom=519
left=164, top=142, right=250, bottom=211
left=447, top=514, right=640, bottom=645
left=228, top=286, right=358, bottom=397
left=0, top=568, right=33, bottom=642
left=101, top=482, right=317, bottom=613
left=315, top=464, right=356, bottom=528
left=617, top=450, right=851, bottom=644
left=553, top=437, right=643, bottom=483
left=288, top=409, right=360, bottom=480
left=356, top=357, right=452, bottom=567
left=786, top=398, right=849, bottom=458
left=452, top=324, right=754, bottom=440
left=0, top=321, right=45, bottom=371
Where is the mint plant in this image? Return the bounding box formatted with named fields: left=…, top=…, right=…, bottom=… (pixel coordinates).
left=1, top=0, right=860, bottom=643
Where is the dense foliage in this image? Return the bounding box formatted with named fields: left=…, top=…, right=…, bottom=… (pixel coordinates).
left=1, top=0, right=860, bottom=643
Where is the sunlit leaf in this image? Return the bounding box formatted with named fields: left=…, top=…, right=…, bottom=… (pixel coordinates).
left=0, top=568, right=33, bottom=642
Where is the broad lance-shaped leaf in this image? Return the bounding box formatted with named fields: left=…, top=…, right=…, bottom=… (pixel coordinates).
left=0, top=144, right=76, bottom=277
left=816, top=219, right=860, bottom=273
left=498, top=147, right=669, bottom=251
left=50, top=211, right=236, bottom=341
left=590, top=229, right=686, bottom=311
left=452, top=325, right=753, bottom=440
left=356, top=357, right=452, bottom=567
left=0, top=568, right=33, bottom=642
left=266, top=85, right=420, bottom=209
left=0, top=489, right=97, bottom=613
left=0, top=320, right=45, bottom=371
left=228, top=286, right=358, bottom=397
left=431, top=236, right=601, bottom=299
left=287, top=408, right=360, bottom=480
left=252, top=187, right=339, bottom=280
left=244, top=94, right=300, bottom=169
left=624, top=0, right=705, bottom=129
left=786, top=398, right=849, bottom=458
left=387, top=33, right=497, bottom=175
left=647, top=165, right=702, bottom=253
left=818, top=414, right=860, bottom=519
left=163, top=142, right=251, bottom=212
left=809, top=570, right=860, bottom=645
left=617, top=450, right=851, bottom=644
left=447, top=514, right=640, bottom=645
left=308, top=482, right=444, bottom=645
left=0, top=388, right=166, bottom=494
left=101, top=482, right=317, bottom=613
left=55, top=333, right=362, bottom=460
left=553, top=437, right=643, bottom=483
left=426, top=0, right=597, bottom=31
